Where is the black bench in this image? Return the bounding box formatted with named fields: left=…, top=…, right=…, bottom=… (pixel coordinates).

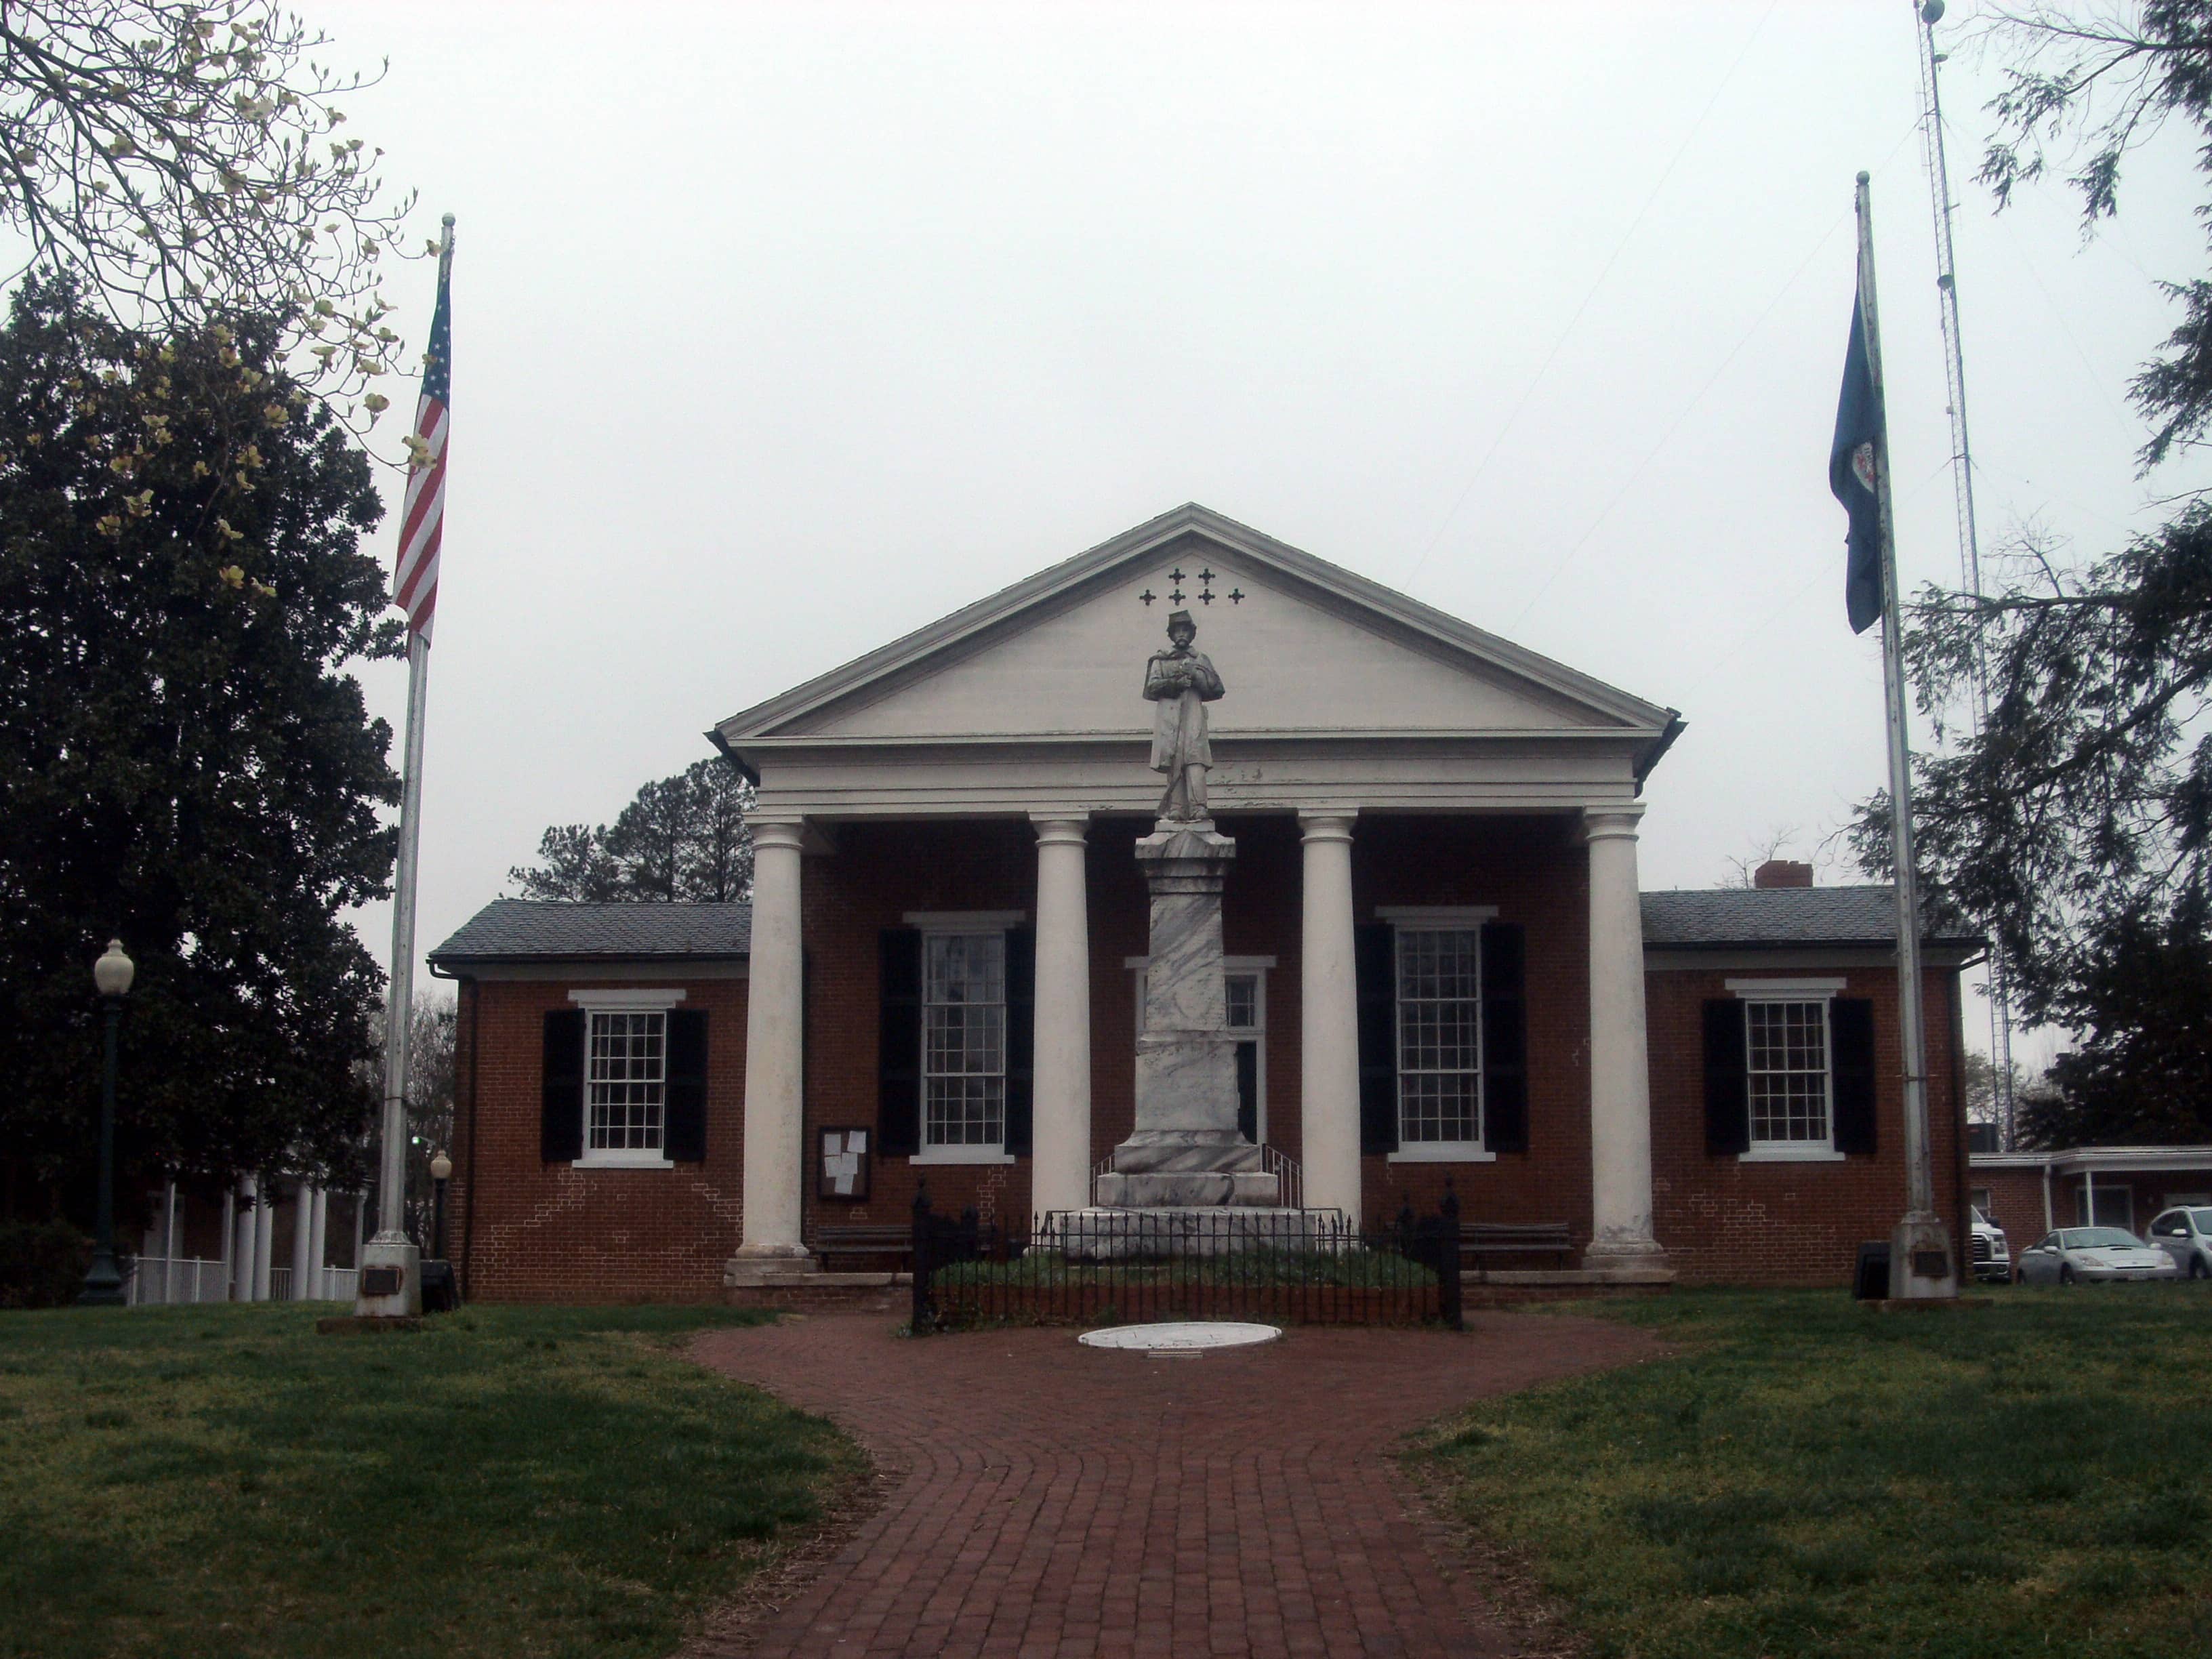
left=1458, top=1221, right=1576, bottom=1270
left=812, top=1225, right=915, bottom=1272
left=815, top=1218, right=999, bottom=1272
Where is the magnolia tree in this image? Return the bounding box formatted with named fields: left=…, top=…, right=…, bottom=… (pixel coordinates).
left=0, top=1, right=417, bottom=439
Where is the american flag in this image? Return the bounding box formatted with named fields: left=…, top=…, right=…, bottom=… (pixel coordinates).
left=392, top=236, right=453, bottom=641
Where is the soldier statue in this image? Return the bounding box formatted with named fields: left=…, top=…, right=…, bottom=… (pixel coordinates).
left=1143, top=609, right=1225, bottom=823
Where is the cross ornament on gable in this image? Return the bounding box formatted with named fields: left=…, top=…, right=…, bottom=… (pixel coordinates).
left=1137, top=565, right=1244, bottom=608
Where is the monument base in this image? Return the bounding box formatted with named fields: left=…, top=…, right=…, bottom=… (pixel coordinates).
left=1055, top=1206, right=1338, bottom=1261
left=1094, top=1168, right=1281, bottom=1207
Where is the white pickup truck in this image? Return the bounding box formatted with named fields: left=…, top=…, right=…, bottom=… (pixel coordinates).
left=1969, top=1208, right=2010, bottom=1283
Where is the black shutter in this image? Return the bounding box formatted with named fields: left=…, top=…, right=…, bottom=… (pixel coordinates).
left=878, top=928, right=923, bottom=1157
left=1235, top=1041, right=1259, bottom=1143
left=1002, top=925, right=1035, bottom=1156
left=1830, top=998, right=1878, bottom=1155
left=664, top=1009, right=708, bottom=1162
left=1481, top=922, right=1528, bottom=1154
left=1356, top=923, right=1399, bottom=1155
left=541, top=1009, right=586, bottom=1164
left=1702, top=999, right=1749, bottom=1157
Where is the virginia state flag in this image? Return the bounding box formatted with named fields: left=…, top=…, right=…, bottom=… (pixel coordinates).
left=1829, top=293, right=1885, bottom=634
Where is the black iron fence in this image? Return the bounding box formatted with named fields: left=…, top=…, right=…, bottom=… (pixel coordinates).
left=909, top=1183, right=1463, bottom=1332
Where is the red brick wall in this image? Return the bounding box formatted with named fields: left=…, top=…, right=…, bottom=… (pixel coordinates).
left=453, top=974, right=748, bottom=1303
left=447, top=814, right=1978, bottom=1300
left=1973, top=1166, right=2051, bottom=1257
left=1355, top=816, right=1593, bottom=1232
left=1978, top=1165, right=2212, bottom=1240
left=1647, top=964, right=1971, bottom=1286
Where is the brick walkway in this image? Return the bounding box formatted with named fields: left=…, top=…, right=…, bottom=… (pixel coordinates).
left=688, top=1311, right=1661, bottom=1658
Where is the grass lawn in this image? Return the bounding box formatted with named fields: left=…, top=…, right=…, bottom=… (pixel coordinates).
left=1415, top=1284, right=2212, bottom=1659
left=0, top=1302, right=857, bottom=1659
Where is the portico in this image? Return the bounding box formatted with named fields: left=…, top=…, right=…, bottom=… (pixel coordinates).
left=716, top=505, right=1681, bottom=1273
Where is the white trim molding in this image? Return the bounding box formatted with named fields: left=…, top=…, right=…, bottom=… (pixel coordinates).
left=909, top=1149, right=1018, bottom=1167
left=567, top=987, right=687, bottom=1008
left=1375, top=905, right=1499, bottom=926
left=904, top=909, right=1027, bottom=929
left=1727, top=977, right=1845, bottom=998
left=1387, top=1146, right=1498, bottom=1165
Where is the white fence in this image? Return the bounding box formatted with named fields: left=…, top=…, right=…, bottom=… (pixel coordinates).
left=124, top=1257, right=232, bottom=1305
left=124, top=1257, right=360, bottom=1305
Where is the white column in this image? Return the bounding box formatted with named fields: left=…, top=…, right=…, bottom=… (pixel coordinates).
left=251, top=1182, right=274, bottom=1301
left=232, top=1179, right=255, bottom=1300
left=1584, top=806, right=1666, bottom=1267
left=1298, top=812, right=1363, bottom=1227
left=737, top=819, right=811, bottom=1263
left=1030, top=816, right=1093, bottom=1219
left=161, top=1181, right=179, bottom=1303
left=288, top=1178, right=314, bottom=1300
left=220, top=1187, right=237, bottom=1301
left=308, top=1187, right=329, bottom=1300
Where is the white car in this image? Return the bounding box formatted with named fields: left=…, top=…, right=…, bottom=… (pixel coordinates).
left=2014, top=1227, right=2184, bottom=1285
left=2146, top=1207, right=2212, bottom=1279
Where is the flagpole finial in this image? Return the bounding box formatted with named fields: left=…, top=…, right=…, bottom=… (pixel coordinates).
left=1856, top=169, right=1870, bottom=185
left=441, top=211, right=455, bottom=227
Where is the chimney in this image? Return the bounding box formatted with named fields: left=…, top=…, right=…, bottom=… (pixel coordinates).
left=1754, top=859, right=1814, bottom=890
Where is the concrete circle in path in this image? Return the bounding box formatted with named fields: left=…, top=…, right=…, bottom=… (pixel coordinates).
left=1078, top=1319, right=1282, bottom=1351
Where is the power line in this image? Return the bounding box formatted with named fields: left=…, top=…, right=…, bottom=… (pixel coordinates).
left=1402, top=0, right=1782, bottom=586
left=1500, top=123, right=1924, bottom=633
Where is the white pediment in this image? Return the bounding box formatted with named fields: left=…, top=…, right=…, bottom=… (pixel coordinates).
left=783, top=548, right=1610, bottom=741
left=716, top=508, right=1679, bottom=815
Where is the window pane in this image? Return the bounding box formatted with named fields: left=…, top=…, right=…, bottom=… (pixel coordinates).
left=924, top=933, right=1006, bottom=1147
left=1397, top=929, right=1482, bottom=1144
left=1226, top=975, right=1257, bottom=1030
left=1745, top=1001, right=1828, bottom=1145
left=588, top=1010, right=665, bottom=1152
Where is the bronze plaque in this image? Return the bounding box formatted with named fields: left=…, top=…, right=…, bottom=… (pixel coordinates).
left=1910, top=1250, right=1949, bottom=1279
left=361, top=1266, right=405, bottom=1297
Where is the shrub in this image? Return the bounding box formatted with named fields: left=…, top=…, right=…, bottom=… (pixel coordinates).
left=0, top=1218, right=95, bottom=1307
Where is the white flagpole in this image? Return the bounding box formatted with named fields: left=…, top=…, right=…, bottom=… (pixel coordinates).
left=1856, top=172, right=1957, bottom=1299
left=357, top=218, right=453, bottom=1318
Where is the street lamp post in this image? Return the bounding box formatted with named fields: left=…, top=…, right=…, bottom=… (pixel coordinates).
left=77, top=940, right=134, bottom=1307
left=429, top=1151, right=451, bottom=1261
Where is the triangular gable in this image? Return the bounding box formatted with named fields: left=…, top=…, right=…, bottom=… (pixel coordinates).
left=715, top=504, right=1679, bottom=760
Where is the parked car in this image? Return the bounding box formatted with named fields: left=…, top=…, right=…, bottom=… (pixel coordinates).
left=2146, top=1207, right=2212, bottom=1279
left=1969, top=1208, right=2010, bottom=1284
left=2013, top=1227, right=2183, bottom=1285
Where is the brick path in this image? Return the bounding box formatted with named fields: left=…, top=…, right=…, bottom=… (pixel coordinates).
left=689, top=1311, right=1661, bottom=1658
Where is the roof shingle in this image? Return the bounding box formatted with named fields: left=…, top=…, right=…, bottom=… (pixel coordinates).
left=1640, top=885, right=1980, bottom=949
left=428, top=900, right=752, bottom=964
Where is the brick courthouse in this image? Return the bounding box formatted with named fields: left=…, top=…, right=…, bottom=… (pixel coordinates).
left=429, top=507, right=1978, bottom=1300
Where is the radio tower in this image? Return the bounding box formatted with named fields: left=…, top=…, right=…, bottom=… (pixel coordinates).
left=1914, top=0, right=2018, bottom=1149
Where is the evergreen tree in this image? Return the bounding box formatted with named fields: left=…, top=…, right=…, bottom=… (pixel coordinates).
left=509, top=758, right=754, bottom=903
left=0, top=276, right=398, bottom=1214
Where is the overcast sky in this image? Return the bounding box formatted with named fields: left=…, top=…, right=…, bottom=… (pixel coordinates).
left=301, top=1, right=2210, bottom=1070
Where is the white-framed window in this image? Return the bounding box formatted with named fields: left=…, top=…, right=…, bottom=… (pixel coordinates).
left=568, top=988, right=684, bottom=1168
left=1729, top=979, right=1844, bottom=1162
left=1395, top=925, right=1484, bottom=1153
left=1126, top=956, right=1274, bottom=1143
left=922, top=930, right=1007, bottom=1154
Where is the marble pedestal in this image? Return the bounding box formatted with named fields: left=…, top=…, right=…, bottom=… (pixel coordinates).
left=1057, top=1206, right=1330, bottom=1261
left=1099, top=819, right=1282, bottom=1211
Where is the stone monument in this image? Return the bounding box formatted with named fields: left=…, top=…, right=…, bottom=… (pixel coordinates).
left=1067, top=611, right=1314, bottom=1254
